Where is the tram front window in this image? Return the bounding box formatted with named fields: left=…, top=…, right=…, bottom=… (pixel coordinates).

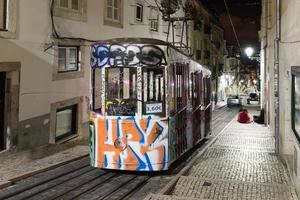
left=142, top=68, right=165, bottom=116
left=105, top=67, right=137, bottom=116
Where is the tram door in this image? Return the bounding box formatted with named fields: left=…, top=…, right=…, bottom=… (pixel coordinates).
left=0, top=72, right=5, bottom=151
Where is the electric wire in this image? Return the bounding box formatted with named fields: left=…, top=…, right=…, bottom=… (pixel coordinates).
left=223, top=0, right=242, bottom=53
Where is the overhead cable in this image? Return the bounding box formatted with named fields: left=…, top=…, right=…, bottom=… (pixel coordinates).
left=223, top=0, right=242, bottom=53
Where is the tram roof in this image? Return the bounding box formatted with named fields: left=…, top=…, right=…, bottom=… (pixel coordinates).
left=91, top=37, right=170, bottom=46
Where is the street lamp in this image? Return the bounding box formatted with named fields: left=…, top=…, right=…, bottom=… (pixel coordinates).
left=245, top=47, right=254, bottom=58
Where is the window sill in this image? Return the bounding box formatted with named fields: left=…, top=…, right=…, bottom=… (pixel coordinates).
left=0, top=31, right=16, bottom=39
left=52, top=69, right=84, bottom=81
left=54, top=8, right=87, bottom=22
left=135, top=19, right=143, bottom=24
left=104, top=19, right=123, bottom=28
left=55, top=134, right=78, bottom=144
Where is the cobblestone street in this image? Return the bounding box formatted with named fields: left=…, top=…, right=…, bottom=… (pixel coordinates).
left=145, top=111, right=299, bottom=200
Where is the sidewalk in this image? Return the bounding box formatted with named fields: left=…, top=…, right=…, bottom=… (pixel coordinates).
left=212, top=100, right=227, bottom=111
left=145, top=111, right=299, bottom=200
left=0, top=143, right=88, bottom=188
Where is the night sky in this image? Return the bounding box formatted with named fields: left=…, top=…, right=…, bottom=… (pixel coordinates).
left=202, top=0, right=261, bottom=51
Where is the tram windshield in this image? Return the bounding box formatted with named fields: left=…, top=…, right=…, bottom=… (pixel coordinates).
left=105, top=67, right=137, bottom=116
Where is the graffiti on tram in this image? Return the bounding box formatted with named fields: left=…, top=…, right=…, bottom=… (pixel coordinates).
left=91, top=44, right=167, bottom=68
left=91, top=117, right=168, bottom=171
left=106, top=99, right=136, bottom=116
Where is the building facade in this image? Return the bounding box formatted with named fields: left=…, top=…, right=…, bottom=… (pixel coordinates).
left=260, top=0, right=300, bottom=194
left=189, top=0, right=226, bottom=103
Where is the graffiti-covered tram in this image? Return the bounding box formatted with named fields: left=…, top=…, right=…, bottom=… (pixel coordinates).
left=89, top=38, right=211, bottom=171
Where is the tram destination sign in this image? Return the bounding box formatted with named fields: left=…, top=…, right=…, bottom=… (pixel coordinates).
left=145, top=103, right=163, bottom=114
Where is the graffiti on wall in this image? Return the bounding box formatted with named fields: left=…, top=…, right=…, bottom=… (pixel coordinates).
left=91, top=44, right=167, bottom=68
left=90, top=117, right=168, bottom=171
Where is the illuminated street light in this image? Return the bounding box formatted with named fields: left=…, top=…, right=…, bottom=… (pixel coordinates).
left=245, top=47, right=254, bottom=57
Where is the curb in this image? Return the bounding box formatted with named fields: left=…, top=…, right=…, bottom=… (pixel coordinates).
left=0, top=154, right=88, bottom=190
left=158, top=116, right=236, bottom=195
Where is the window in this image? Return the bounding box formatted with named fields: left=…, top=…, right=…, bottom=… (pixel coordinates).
left=0, top=0, right=7, bottom=30
left=194, top=39, right=201, bottom=60
left=150, top=18, right=158, bottom=32
left=58, top=46, right=79, bottom=73
left=104, top=0, right=122, bottom=27
left=59, top=0, right=79, bottom=11
left=105, top=67, right=137, bottom=116
left=142, top=68, right=165, bottom=116
left=55, top=104, right=77, bottom=142
left=136, top=3, right=143, bottom=22
left=195, top=50, right=201, bottom=60
left=194, top=19, right=202, bottom=31
left=106, top=0, right=120, bottom=22
left=54, top=0, right=87, bottom=22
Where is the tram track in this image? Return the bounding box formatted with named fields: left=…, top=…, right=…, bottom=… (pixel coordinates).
left=0, top=107, right=236, bottom=200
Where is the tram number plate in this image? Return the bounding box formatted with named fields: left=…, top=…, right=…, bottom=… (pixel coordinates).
left=146, top=103, right=163, bottom=114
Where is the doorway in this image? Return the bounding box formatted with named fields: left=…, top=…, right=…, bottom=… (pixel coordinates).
left=0, top=72, right=5, bottom=150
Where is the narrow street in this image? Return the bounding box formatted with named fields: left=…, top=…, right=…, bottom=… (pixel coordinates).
left=1, top=0, right=300, bottom=198
left=146, top=109, right=298, bottom=200
left=0, top=106, right=237, bottom=200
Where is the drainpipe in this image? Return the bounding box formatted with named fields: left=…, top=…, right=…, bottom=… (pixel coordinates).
left=274, top=0, right=280, bottom=154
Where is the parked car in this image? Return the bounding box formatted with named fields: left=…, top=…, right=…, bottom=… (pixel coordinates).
left=238, top=94, right=248, bottom=106
left=227, top=95, right=240, bottom=107
left=247, top=93, right=259, bottom=104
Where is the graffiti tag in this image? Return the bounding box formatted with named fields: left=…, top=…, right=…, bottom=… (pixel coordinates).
left=91, top=44, right=167, bottom=68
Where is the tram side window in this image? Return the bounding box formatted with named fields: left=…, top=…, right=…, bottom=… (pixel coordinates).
left=105, top=67, right=137, bottom=116
left=192, top=72, right=202, bottom=107
left=175, top=64, right=188, bottom=110
left=202, top=77, right=206, bottom=106
left=169, top=63, right=188, bottom=115
left=142, top=68, right=165, bottom=116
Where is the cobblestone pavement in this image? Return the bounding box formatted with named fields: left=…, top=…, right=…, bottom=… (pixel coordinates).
left=130, top=107, right=237, bottom=200
left=145, top=111, right=299, bottom=200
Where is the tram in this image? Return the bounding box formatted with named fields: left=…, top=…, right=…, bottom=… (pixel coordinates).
left=89, top=38, right=212, bottom=171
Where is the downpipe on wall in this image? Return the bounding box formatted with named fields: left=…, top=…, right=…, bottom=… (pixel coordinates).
left=274, top=0, right=280, bottom=154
